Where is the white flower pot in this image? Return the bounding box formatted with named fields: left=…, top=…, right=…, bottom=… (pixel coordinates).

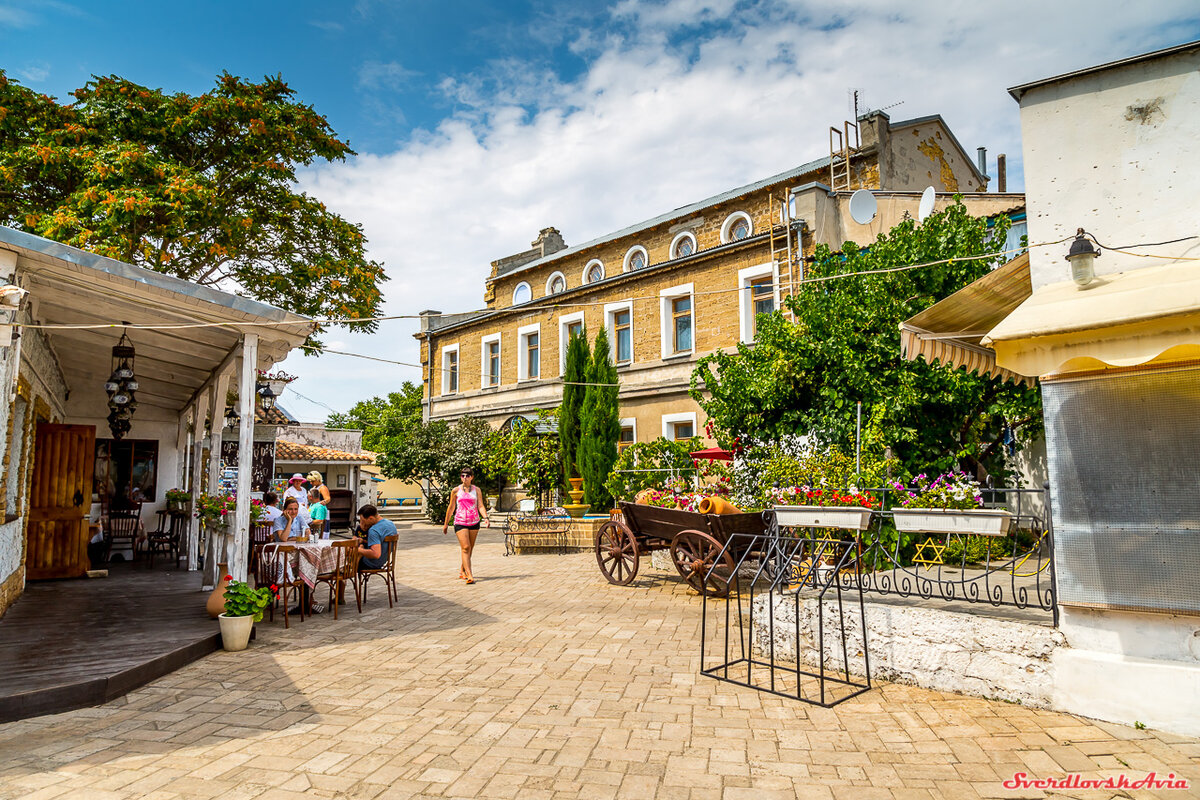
left=218, top=613, right=255, bottom=651
left=267, top=378, right=290, bottom=397
left=772, top=505, right=874, bottom=530
left=891, top=508, right=1013, bottom=537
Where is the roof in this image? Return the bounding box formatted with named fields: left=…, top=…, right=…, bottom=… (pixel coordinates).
left=274, top=439, right=373, bottom=464
left=886, top=114, right=988, bottom=184
left=491, top=153, right=833, bottom=281
left=255, top=402, right=298, bottom=427
left=1008, top=40, right=1200, bottom=101
left=899, top=253, right=1033, bottom=386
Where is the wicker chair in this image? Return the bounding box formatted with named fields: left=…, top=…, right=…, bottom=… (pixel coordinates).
left=355, top=533, right=399, bottom=610
left=312, top=540, right=360, bottom=619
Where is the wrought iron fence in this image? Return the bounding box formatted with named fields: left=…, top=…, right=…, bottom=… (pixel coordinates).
left=766, top=486, right=1057, bottom=624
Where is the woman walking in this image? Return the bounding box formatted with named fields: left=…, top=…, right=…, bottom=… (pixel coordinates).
left=442, top=467, right=489, bottom=584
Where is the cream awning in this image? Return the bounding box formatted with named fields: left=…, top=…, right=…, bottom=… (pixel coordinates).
left=982, top=259, right=1200, bottom=377
left=899, top=253, right=1034, bottom=386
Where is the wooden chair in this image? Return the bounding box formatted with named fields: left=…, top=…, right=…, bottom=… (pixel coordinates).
left=147, top=512, right=187, bottom=568
left=262, top=545, right=306, bottom=629
left=312, top=540, right=360, bottom=620
left=355, top=533, right=399, bottom=610
left=105, top=503, right=143, bottom=562
left=249, top=522, right=274, bottom=584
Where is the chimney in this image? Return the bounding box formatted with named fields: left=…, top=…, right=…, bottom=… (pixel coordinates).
left=976, top=147, right=989, bottom=185
left=418, top=309, right=441, bottom=333
left=533, top=227, right=567, bottom=258
left=996, top=154, right=1007, bottom=192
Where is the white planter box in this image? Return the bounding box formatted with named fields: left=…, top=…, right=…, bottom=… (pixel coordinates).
left=772, top=505, right=874, bottom=531
left=891, top=508, right=1013, bottom=537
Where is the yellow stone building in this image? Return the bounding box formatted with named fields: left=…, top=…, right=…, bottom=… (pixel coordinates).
left=415, top=111, right=1024, bottom=448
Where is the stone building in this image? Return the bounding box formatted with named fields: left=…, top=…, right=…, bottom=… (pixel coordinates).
left=416, top=111, right=1024, bottom=450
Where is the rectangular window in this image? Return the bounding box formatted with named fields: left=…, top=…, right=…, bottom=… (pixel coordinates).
left=750, top=276, right=775, bottom=337
left=738, top=265, right=776, bottom=344
left=662, top=412, right=697, bottom=442
left=619, top=425, right=635, bottom=451
left=613, top=310, right=632, bottom=364
left=485, top=341, right=500, bottom=387
left=567, top=321, right=583, bottom=340
left=95, top=439, right=160, bottom=504
left=672, top=296, right=692, bottom=354
left=558, top=313, right=585, bottom=375
left=670, top=421, right=694, bottom=440
left=447, top=350, right=458, bottom=393
left=527, top=333, right=539, bottom=378
left=519, top=324, right=542, bottom=381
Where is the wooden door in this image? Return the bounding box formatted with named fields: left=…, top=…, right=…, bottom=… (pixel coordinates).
left=26, top=423, right=96, bottom=580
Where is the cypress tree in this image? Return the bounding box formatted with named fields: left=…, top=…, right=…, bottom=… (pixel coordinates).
left=578, top=326, right=620, bottom=510
left=560, top=330, right=590, bottom=483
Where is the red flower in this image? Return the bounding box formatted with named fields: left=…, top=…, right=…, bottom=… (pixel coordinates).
left=224, top=574, right=232, bottom=581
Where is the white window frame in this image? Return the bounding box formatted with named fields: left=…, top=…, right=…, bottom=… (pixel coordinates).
left=605, top=300, right=635, bottom=366
left=721, top=211, right=754, bottom=244
left=512, top=281, right=533, bottom=306
left=440, top=343, right=460, bottom=396
left=582, top=258, right=605, bottom=284
left=662, top=412, right=698, bottom=441
left=558, top=312, right=585, bottom=374
left=517, top=323, right=542, bottom=382
left=738, top=262, right=780, bottom=344
left=669, top=231, right=697, bottom=260
left=619, top=417, right=637, bottom=450
left=659, top=282, right=695, bottom=360
left=545, top=271, right=567, bottom=295
left=623, top=245, right=649, bottom=273
left=480, top=333, right=502, bottom=389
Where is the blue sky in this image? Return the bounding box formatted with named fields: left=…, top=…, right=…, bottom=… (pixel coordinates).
left=3, top=1, right=1200, bottom=420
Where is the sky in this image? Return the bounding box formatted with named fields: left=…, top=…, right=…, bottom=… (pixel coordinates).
left=3, top=0, right=1200, bottom=421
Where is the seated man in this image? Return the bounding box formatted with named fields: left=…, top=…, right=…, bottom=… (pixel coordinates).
left=355, top=504, right=396, bottom=570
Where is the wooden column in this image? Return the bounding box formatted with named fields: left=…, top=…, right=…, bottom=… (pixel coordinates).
left=186, top=402, right=205, bottom=570
left=201, top=370, right=230, bottom=589
left=230, top=333, right=257, bottom=583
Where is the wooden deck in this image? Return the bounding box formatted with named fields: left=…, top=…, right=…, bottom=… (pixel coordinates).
left=0, top=563, right=220, bottom=723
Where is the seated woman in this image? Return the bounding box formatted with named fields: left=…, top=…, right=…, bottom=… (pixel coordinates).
left=272, top=497, right=312, bottom=542
left=307, top=488, right=329, bottom=538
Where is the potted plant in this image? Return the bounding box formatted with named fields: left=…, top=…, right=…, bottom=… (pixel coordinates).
left=890, top=472, right=1012, bottom=537
left=772, top=486, right=879, bottom=530
left=219, top=577, right=275, bottom=651
left=165, top=488, right=192, bottom=514
left=257, top=369, right=297, bottom=399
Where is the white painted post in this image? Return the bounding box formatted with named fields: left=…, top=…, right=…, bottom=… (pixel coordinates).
left=187, top=402, right=205, bottom=571
left=202, top=370, right=231, bottom=589
left=230, top=333, right=257, bottom=583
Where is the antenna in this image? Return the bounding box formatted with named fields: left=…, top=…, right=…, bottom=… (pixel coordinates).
left=918, top=186, right=936, bottom=222
left=849, top=189, right=877, bottom=225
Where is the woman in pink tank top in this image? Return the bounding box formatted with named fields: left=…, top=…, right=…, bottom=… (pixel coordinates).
left=441, top=467, right=490, bottom=584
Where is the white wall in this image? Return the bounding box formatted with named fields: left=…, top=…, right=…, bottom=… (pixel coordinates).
left=1019, top=48, right=1200, bottom=289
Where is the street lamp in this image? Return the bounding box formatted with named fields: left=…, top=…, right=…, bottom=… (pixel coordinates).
left=223, top=405, right=240, bottom=431
left=1065, top=228, right=1101, bottom=288
left=256, top=383, right=277, bottom=411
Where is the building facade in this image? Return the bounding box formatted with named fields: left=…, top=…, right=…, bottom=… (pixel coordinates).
left=416, top=111, right=1023, bottom=449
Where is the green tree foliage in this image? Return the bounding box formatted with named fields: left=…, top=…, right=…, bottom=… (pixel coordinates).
left=604, top=436, right=701, bottom=501
left=559, top=332, right=590, bottom=482
left=0, top=71, right=385, bottom=330
left=484, top=410, right=563, bottom=510
left=375, top=416, right=499, bottom=523
left=578, top=327, right=620, bottom=510
left=325, top=383, right=422, bottom=453
left=691, top=200, right=1042, bottom=480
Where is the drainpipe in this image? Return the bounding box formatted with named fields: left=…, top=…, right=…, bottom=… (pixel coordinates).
left=976, top=147, right=989, bottom=188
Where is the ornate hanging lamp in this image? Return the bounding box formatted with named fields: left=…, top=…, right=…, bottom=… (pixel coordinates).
left=105, top=331, right=138, bottom=439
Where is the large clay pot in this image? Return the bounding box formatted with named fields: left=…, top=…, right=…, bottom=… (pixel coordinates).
left=206, top=563, right=230, bottom=618
left=218, top=614, right=254, bottom=651
left=698, top=496, right=741, bottom=515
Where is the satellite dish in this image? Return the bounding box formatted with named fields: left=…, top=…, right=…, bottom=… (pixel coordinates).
left=918, top=186, right=936, bottom=222
left=849, top=189, right=877, bottom=225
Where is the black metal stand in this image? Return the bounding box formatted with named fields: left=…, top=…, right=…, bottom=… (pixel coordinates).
left=700, top=522, right=871, bottom=707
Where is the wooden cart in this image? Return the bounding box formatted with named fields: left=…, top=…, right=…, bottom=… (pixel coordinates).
left=595, top=501, right=769, bottom=597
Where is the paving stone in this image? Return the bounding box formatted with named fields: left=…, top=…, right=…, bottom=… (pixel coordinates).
left=0, top=527, right=1196, bottom=800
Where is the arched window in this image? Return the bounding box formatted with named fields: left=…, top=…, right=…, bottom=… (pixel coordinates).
left=583, top=259, right=605, bottom=284
left=512, top=282, right=532, bottom=305
left=623, top=245, right=648, bottom=272
left=721, top=211, right=753, bottom=243
left=546, top=272, right=566, bottom=295
left=670, top=232, right=697, bottom=259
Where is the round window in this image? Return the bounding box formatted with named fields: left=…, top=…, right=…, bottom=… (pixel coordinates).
left=674, top=236, right=695, bottom=258
left=549, top=275, right=565, bottom=294
left=588, top=264, right=604, bottom=283
left=731, top=218, right=750, bottom=240
left=512, top=282, right=532, bottom=305
left=629, top=250, right=646, bottom=270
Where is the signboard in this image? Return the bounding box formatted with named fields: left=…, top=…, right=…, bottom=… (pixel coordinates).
left=219, top=440, right=276, bottom=493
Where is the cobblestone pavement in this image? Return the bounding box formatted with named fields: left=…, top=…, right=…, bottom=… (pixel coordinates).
left=1, top=525, right=1197, bottom=800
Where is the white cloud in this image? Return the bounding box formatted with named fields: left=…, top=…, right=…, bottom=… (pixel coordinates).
left=358, top=60, right=419, bottom=90
left=278, top=0, right=1200, bottom=419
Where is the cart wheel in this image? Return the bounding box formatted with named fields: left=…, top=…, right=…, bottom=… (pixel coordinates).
left=671, top=529, right=737, bottom=597
left=595, top=520, right=639, bottom=586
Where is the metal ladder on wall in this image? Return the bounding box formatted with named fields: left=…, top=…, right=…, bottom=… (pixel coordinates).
left=769, top=195, right=801, bottom=319
left=828, top=118, right=860, bottom=192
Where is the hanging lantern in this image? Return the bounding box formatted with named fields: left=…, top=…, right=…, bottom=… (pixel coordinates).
left=224, top=405, right=241, bottom=430
left=106, top=332, right=138, bottom=439
left=256, top=382, right=277, bottom=411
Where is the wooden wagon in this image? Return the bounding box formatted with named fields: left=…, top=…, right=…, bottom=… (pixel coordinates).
left=595, top=501, right=769, bottom=597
